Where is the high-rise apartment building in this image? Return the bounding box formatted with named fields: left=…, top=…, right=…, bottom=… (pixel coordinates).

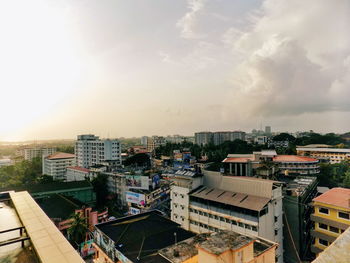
left=75, top=134, right=121, bottom=168
left=195, top=131, right=213, bottom=146
left=195, top=131, right=246, bottom=146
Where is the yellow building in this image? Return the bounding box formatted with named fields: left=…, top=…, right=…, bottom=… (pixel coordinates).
left=311, top=188, right=350, bottom=257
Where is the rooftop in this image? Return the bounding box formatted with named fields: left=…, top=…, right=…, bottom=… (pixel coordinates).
left=66, top=166, right=90, bottom=173
left=36, top=194, right=85, bottom=221
left=273, top=155, right=318, bottom=163
left=0, top=181, right=93, bottom=194
left=190, top=186, right=270, bottom=211
left=222, top=157, right=255, bottom=163
left=45, top=152, right=75, bottom=160
left=296, top=147, right=350, bottom=153
left=95, top=211, right=195, bottom=263
left=159, top=231, right=276, bottom=262
left=313, top=187, right=350, bottom=209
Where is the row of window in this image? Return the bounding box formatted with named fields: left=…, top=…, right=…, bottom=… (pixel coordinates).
left=318, top=207, right=350, bottom=220
left=317, top=223, right=345, bottom=234
left=189, top=208, right=258, bottom=232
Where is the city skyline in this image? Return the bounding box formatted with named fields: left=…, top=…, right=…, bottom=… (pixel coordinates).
left=1, top=0, right=350, bottom=141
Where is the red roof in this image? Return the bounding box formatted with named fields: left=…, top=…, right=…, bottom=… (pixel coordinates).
left=222, top=157, right=255, bottom=163
left=46, top=152, right=75, bottom=160
left=313, top=188, right=350, bottom=209
left=67, top=166, right=90, bottom=173
left=273, top=155, right=318, bottom=163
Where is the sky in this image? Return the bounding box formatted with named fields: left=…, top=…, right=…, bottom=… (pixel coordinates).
left=1, top=0, right=350, bottom=141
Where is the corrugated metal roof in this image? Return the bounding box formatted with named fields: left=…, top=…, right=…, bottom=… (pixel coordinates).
left=203, top=170, right=276, bottom=199
left=190, top=186, right=270, bottom=211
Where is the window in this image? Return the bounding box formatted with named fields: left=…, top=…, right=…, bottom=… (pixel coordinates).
left=220, top=217, right=225, bottom=222
left=238, top=222, right=244, bottom=227
left=274, top=216, right=278, bottom=223
left=319, top=207, right=329, bottom=214
left=252, top=226, right=258, bottom=231
left=329, top=226, right=339, bottom=233
left=189, top=208, right=194, bottom=213
left=199, top=211, right=203, bottom=216
left=245, top=224, right=251, bottom=230
left=339, top=212, right=350, bottom=220
left=318, top=223, right=328, bottom=230
left=203, top=212, right=208, bottom=217
left=319, top=239, right=328, bottom=246
left=209, top=214, right=213, bottom=219
left=214, top=215, right=219, bottom=220
left=274, top=229, right=278, bottom=236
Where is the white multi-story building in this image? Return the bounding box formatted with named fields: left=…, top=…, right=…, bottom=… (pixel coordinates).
left=42, top=152, right=76, bottom=181
left=24, top=147, right=57, bottom=161
left=104, top=172, right=128, bottom=208
left=170, top=170, right=284, bottom=263
left=65, top=166, right=91, bottom=182
left=75, top=134, right=122, bottom=168
left=296, top=146, right=350, bottom=164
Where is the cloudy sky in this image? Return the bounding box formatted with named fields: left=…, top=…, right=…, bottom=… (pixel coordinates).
left=0, top=0, right=349, bottom=141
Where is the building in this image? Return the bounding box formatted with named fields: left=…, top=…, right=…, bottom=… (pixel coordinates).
left=126, top=179, right=171, bottom=215
left=75, top=134, right=122, bottom=168
left=195, top=131, right=246, bottom=146
left=265, top=126, right=272, bottom=134
left=282, top=177, right=318, bottom=263
left=93, top=210, right=196, bottom=263
left=223, top=151, right=320, bottom=178
left=42, top=152, right=76, bottom=181
left=273, top=155, right=320, bottom=176
left=255, top=136, right=268, bottom=145
left=311, top=227, right=350, bottom=263
left=310, top=187, right=350, bottom=257
left=23, top=147, right=56, bottom=161
left=171, top=170, right=284, bottom=263
left=104, top=172, right=128, bottom=208
left=36, top=193, right=108, bottom=233
left=141, top=136, right=148, bottom=146
left=0, top=180, right=96, bottom=206
left=195, top=132, right=213, bottom=146
left=0, top=158, right=13, bottom=167
left=296, top=146, right=350, bottom=164
left=0, top=191, right=84, bottom=263
left=213, top=131, right=232, bottom=145
left=146, top=136, right=166, bottom=153
left=65, top=166, right=91, bottom=182
left=159, top=231, right=277, bottom=263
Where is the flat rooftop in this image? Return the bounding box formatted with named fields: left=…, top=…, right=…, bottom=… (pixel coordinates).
left=95, top=211, right=195, bottom=263
left=159, top=231, right=276, bottom=262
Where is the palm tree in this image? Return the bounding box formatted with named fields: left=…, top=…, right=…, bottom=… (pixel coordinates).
left=67, top=213, right=88, bottom=247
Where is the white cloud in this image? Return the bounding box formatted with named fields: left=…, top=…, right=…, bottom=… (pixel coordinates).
left=226, top=0, right=350, bottom=118
left=176, top=0, right=206, bottom=39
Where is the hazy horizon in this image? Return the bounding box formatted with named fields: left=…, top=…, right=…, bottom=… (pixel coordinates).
left=1, top=0, right=350, bottom=141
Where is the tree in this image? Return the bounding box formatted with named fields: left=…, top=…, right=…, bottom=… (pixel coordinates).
left=343, top=170, right=350, bottom=188
left=67, top=213, right=88, bottom=247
